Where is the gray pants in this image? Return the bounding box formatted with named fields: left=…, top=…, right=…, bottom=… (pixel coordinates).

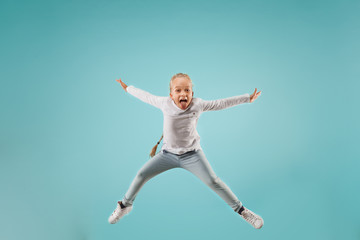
left=122, top=149, right=242, bottom=212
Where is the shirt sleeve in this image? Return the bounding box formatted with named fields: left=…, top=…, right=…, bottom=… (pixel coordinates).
left=126, top=85, right=165, bottom=109
left=200, top=94, right=250, bottom=112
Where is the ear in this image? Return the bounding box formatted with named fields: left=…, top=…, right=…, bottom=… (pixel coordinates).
left=192, top=91, right=194, bottom=97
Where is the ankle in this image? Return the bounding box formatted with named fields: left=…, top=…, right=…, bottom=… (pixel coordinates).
left=237, top=206, right=245, bottom=215
left=118, top=201, right=127, bottom=209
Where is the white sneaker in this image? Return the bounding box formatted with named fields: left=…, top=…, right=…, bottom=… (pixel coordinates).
left=108, top=201, right=133, bottom=224
left=240, top=207, right=264, bottom=229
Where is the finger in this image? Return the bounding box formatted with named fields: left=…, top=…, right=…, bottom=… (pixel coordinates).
left=252, top=89, right=256, bottom=96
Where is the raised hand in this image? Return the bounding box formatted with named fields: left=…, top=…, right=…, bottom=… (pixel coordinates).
left=116, top=78, right=128, bottom=92
left=250, top=88, right=261, bottom=103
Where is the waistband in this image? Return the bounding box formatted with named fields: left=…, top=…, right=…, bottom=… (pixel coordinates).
left=162, top=149, right=199, bottom=156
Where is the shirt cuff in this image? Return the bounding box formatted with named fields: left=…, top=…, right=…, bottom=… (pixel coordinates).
left=126, top=85, right=132, bottom=92
left=245, top=93, right=251, bottom=103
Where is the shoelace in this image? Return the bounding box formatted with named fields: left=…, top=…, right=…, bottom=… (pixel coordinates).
left=242, top=209, right=258, bottom=224
left=111, top=204, right=121, bottom=216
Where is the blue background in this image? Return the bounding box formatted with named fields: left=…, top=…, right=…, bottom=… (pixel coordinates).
left=1, top=0, right=359, bottom=239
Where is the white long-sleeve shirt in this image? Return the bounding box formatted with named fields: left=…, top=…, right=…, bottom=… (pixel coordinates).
left=126, top=85, right=250, bottom=155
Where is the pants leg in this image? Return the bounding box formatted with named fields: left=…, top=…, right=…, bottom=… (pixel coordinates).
left=122, top=151, right=179, bottom=207
left=180, top=149, right=242, bottom=212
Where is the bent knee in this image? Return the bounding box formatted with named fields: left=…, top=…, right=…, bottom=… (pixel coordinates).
left=136, top=171, right=149, bottom=181
left=207, top=176, right=222, bottom=186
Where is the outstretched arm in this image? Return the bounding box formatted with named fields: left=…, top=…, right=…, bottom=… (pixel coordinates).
left=116, top=78, right=165, bottom=109
left=201, top=88, right=261, bottom=112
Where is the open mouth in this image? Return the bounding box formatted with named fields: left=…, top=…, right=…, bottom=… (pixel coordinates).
left=179, top=99, right=188, bottom=109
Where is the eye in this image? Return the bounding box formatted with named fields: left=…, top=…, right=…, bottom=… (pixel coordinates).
left=175, top=89, right=180, bottom=92
left=185, top=89, right=190, bottom=92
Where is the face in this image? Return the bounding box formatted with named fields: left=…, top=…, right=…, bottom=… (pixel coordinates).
left=170, top=77, right=194, bottom=110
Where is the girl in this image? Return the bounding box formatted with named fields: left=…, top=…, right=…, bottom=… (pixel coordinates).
left=109, top=73, right=263, bottom=229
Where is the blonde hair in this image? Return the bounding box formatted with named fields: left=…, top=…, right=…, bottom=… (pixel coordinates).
left=149, top=73, right=193, bottom=157
left=169, top=73, right=193, bottom=92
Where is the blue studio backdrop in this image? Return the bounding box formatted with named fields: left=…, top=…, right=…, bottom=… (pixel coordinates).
left=0, top=0, right=359, bottom=240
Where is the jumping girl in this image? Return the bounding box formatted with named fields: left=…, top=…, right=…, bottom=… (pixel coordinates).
left=109, top=73, right=263, bottom=229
